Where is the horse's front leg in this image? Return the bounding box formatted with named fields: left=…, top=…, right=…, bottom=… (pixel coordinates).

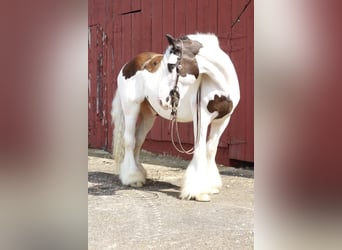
left=181, top=111, right=212, bottom=202
left=120, top=101, right=147, bottom=187
left=206, top=116, right=231, bottom=194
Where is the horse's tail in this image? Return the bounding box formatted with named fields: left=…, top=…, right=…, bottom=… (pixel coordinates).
left=111, top=91, right=125, bottom=165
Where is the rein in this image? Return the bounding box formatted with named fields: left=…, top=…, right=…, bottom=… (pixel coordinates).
left=168, top=42, right=201, bottom=154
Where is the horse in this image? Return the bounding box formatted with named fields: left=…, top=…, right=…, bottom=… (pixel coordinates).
left=111, top=33, right=240, bottom=201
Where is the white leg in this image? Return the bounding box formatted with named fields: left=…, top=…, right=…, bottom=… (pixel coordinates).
left=206, top=116, right=231, bottom=194
left=134, top=100, right=156, bottom=166
left=120, top=102, right=146, bottom=187
left=181, top=110, right=212, bottom=202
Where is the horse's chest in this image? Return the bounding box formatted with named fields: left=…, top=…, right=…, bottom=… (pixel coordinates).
left=146, top=95, right=193, bottom=122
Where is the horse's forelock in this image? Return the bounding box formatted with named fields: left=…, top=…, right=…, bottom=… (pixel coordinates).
left=176, top=37, right=203, bottom=78
left=164, top=34, right=205, bottom=78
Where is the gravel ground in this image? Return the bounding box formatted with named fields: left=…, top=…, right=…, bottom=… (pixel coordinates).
left=88, top=149, right=254, bottom=250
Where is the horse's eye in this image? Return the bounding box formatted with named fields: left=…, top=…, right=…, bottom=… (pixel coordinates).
left=171, top=47, right=181, bottom=55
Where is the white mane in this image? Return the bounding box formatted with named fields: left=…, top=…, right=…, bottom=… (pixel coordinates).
left=188, top=33, right=220, bottom=48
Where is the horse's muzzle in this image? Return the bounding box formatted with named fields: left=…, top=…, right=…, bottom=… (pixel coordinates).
left=159, top=97, right=171, bottom=110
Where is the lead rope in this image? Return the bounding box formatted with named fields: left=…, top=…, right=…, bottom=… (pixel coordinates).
left=171, top=119, right=194, bottom=154
left=170, top=84, right=201, bottom=155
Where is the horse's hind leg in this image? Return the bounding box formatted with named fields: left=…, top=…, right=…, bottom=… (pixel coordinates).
left=206, top=116, right=231, bottom=194
left=120, top=101, right=146, bottom=187
left=134, top=100, right=156, bottom=167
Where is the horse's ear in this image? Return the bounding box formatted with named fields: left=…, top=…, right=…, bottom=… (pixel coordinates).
left=190, top=40, right=203, bottom=55
left=166, top=34, right=175, bottom=46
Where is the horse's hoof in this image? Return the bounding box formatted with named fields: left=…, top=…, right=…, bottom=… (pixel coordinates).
left=195, top=193, right=211, bottom=202
left=129, top=181, right=145, bottom=188
left=209, top=188, right=220, bottom=194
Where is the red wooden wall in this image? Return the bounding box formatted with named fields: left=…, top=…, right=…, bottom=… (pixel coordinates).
left=88, top=0, right=254, bottom=166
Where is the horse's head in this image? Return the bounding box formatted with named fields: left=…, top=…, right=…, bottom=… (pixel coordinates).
left=165, top=34, right=202, bottom=77
left=158, top=34, right=203, bottom=111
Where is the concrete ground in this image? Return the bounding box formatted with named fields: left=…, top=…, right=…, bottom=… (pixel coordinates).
left=88, top=149, right=254, bottom=250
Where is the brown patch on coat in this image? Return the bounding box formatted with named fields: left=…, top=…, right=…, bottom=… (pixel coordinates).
left=166, top=34, right=202, bottom=78
left=207, top=95, right=233, bottom=119
left=176, top=39, right=202, bottom=78
left=122, top=52, right=163, bottom=79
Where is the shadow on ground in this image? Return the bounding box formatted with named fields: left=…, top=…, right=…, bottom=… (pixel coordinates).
left=88, top=171, right=180, bottom=199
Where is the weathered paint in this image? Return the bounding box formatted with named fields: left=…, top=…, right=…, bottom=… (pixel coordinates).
left=88, top=0, right=254, bottom=165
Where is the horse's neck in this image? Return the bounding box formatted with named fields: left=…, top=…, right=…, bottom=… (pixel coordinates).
left=151, top=56, right=172, bottom=82
left=160, top=55, right=170, bottom=75
left=143, top=56, right=170, bottom=94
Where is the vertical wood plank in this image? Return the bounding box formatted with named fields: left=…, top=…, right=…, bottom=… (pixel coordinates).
left=244, top=0, right=254, bottom=162
left=151, top=0, right=163, bottom=52
left=227, top=0, right=253, bottom=162
left=162, top=0, right=175, bottom=38
left=217, top=0, right=232, bottom=38
left=131, top=0, right=142, bottom=56
left=149, top=0, right=163, bottom=141
left=185, top=0, right=198, bottom=33
left=113, top=0, right=122, bottom=80
left=141, top=0, right=152, bottom=52
left=207, top=0, right=218, bottom=33
left=197, top=0, right=218, bottom=33
left=174, top=0, right=186, bottom=37
left=121, top=25, right=132, bottom=66
left=151, top=0, right=163, bottom=53
left=104, top=0, right=114, bottom=150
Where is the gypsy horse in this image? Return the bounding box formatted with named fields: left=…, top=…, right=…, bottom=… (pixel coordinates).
left=111, top=33, right=240, bottom=201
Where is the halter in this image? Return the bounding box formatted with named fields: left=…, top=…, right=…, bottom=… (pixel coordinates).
left=168, top=40, right=201, bottom=155
left=168, top=39, right=184, bottom=119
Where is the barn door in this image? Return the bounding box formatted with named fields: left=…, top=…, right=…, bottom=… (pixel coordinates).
left=88, top=0, right=254, bottom=165
left=88, top=0, right=114, bottom=149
